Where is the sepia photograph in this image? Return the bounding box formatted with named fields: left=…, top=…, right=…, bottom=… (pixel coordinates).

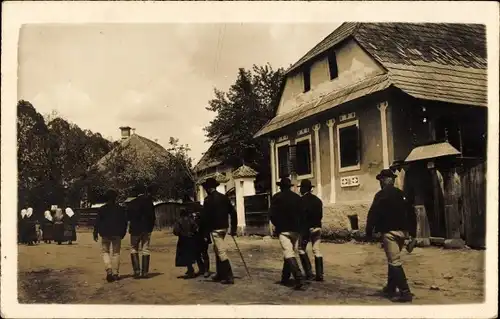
left=1, top=1, right=499, bottom=318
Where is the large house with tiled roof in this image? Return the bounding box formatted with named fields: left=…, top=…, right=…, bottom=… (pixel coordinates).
left=254, top=23, right=487, bottom=235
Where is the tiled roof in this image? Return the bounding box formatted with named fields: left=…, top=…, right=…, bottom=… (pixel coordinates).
left=232, top=164, right=258, bottom=178
left=193, top=134, right=230, bottom=173
left=256, top=23, right=487, bottom=137
left=354, top=23, right=486, bottom=69
left=254, top=74, right=391, bottom=137
left=287, top=23, right=486, bottom=74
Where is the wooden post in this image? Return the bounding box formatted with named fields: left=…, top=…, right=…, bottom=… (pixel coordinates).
left=414, top=205, right=431, bottom=247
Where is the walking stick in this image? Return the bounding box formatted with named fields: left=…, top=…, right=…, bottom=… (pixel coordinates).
left=231, top=235, right=252, bottom=281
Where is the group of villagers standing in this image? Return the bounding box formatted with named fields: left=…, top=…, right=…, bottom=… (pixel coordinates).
left=18, top=207, right=77, bottom=245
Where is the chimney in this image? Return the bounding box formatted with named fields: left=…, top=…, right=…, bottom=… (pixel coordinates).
left=119, top=126, right=132, bottom=140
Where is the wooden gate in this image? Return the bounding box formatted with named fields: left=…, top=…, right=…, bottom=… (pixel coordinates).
left=244, top=193, right=271, bottom=236
left=460, top=162, right=486, bottom=249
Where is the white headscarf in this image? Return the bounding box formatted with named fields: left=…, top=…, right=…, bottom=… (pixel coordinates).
left=26, top=207, right=33, bottom=218
left=65, top=207, right=75, bottom=218
left=21, top=209, right=27, bottom=218
left=54, top=208, right=63, bottom=221
left=44, top=210, right=53, bottom=222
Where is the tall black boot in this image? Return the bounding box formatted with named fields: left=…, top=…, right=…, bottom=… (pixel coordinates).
left=382, top=265, right=397, bottom=297
left=196, top=256, right=205, bottom=276
left=280, top=259, right=292, bottom=285
left=212, top=255, right=222, bottom=282
left=220, top=259, right=234, bottom=285
left=141, top=255, right=150, bottom=278
left=131, top=253, right=141, bottom=279
left=287, top=258, right=307, bottom=291
left=391, top=265, right=413, bottom=303
left=299, top=253, right=315, bottom=280
left=314, top=256, right=324, bottom=282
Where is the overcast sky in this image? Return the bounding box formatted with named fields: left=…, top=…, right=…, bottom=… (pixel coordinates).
left=18, top=23, right=340, bottom=162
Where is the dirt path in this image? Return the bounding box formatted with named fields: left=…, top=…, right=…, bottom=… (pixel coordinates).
left=18, top=231, right=484, bottom=305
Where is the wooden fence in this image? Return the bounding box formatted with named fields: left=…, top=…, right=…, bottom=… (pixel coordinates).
left=460, top=161, right=486, bottom=249
left=244, top=193, right=271, bottom=236
left=76, top=202, right=194, bottom=230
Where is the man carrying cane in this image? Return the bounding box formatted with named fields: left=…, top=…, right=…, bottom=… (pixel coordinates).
left=200, top=178, right=238, bottom=285
left=298, top=179, right=324, bottom=282
left=270, top=177, right=307, bottom=291
left=365, top=169, right=417, bottom=303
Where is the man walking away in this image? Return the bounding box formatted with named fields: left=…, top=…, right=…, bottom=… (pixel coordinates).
left=128, top=184, right=157, bottom=279
left=93, top=189, right=128, bottom=283
left=298, top=179, right=324, bottom=282
left=366, top=169, right=417, bottom=303
left=270, top=177, right=307, bottom=291
left=200, top=178, right=237, bottom=285
left=193, top=209, right=211, bottom=278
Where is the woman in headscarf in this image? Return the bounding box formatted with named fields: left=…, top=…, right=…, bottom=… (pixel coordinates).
left=64, top=207, right=77, bottom=244
left=173, top=207, right=199, bottom=278
left=42, top=210, right=54, bottom=244
left=24, top=207, right=38, bottom=245
left=53, top=208, right=65, bottom=245
left=19, top=209, right=27, bottom=244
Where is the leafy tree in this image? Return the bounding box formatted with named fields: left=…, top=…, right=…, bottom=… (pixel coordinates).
left=204, top=63, right=284, bottom=190
left=17, top=100, right=52, bottom=214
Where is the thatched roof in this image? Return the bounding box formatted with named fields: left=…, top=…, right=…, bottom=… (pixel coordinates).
left=95, top=134, right=173, bottom=173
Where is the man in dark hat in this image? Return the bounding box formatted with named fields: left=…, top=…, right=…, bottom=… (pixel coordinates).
left=365, top=169, right=417, bottom=302
left=127, top=184, right=156, bottom=279
left=270, top=177, right=307, bottom=290
left=390, top=160, right=407, bottom=192
left=93, top=189, right=128, bottom=282
left=200, top=177, right=237, bottom=285
left=297, top=179, right=324, bottom=282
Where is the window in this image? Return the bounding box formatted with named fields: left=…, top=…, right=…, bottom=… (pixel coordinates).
left=303, top=67, right=311, bottom=93
left=291, top=136, right=312, bottom=177
left=337, top=120, right=360, bottom=171
left=276, top=142, right=290, bottom=178
left=328, top=51, right=338, bottom=80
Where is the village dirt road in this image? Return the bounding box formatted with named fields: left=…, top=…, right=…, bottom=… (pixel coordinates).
left=18, top=230, right=484, bottom=305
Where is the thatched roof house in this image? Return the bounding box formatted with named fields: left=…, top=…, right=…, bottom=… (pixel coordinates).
left=94, top=126, right=174, bottom=184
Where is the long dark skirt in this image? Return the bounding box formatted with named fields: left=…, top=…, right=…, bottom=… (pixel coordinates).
left=43, top=222, right=54, bottom=241
left=24, top=221, right=37, bottom=243
left=175, top=236, right=197, bottom=267
left=63, top=224, right=77, bottom=242
left=53, top=222, right=65, bottom=243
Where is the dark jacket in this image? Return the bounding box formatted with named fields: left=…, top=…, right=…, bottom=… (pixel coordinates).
left=93, top=203, right=128, bottom=238
left=270, top=189, right=303, bottom=233
left=301, top=192, right=323, bottom=231
left=365, top=185, right=417, bottom=237
left=127, top=194, right=156, bottom=235
left=201, top=191, right=237, bottom=232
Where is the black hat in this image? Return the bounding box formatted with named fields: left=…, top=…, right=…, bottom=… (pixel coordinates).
left=276, top=177, right=293, bottom=187
left=376, top=169, right=397, bottom=180
left=390, top=160, right=405, bottom=169
left=299, top=179, right=313, bottom=189
left=202, top=177, right=220, bottom=189
left=104, top=189, right=118, bottom=201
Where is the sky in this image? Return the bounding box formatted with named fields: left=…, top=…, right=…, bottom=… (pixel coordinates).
left=18, top=23, right=340, bottom=162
